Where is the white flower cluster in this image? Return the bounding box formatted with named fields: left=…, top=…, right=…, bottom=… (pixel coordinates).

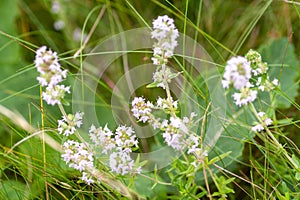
left=222, top=56, right=251, bottom=90
left=161, top=114, right=200, bottom=154
left=42, top=85, right=70, bottom=106
left=232, top=87, right=257, bottom=107
left=255, top=76, right=279, bottom=92
left=35, top=46, right=68, bottom=87
left=109, top=151, right=136, bottom=175
left=58, top=112, right=84, bottom=136
left=131, top=97, right=154, bottom=123
left=61, top=140, right=95, bottom=184
left=131, top=96, right=178, bottom=126
left=131, top=16, right=207, bottom=164
left=156, top=96, right=178, bottom=109
left=34, top=46, right=70, bottom=106
left=131, top=96, right=201, bottom=155
left=59, top=112, right=95, bottom=185
left=251, top=112, right=273, bottom=132
left=89, top=124, right=141, bottom=175
left=34, top=47, right=95, bottom=184
left=151, top=15, right=179, bottom=66
left=34, top=46, right=142, bottom=184
left=151, top=15, right=180, bottom=89
left=222, top=50, right=279, bottom=107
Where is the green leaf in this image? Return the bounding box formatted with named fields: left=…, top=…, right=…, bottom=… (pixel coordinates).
left=208, top=151, right=232, bottom=165
left=291, top=154, right=300, bottom=167
left=146, top=82, right=161, bottom=88
left=132, top=172, right=168, bottom=199
left=0, top=180, right=28, bottom=200
left=259, top=38, right=299, bottom=109
left=295, top=172, right=300, bottom=181
left=277, top=118, right=294, bottom=125
left=168, top=71, right=182, bottom=79
left=211, top=176, right=235, bottom=198
left=61, top=98, right=70, bottom=106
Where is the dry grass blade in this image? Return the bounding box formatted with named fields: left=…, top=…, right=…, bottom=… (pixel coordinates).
left=73, top=6, right=106, bottom=58
left=0, top=104, right=61, bottom=153
left=0, top=104, right=145, bottom=199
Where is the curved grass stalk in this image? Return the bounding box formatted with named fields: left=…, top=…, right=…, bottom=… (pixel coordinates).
left=0, top=104, right=145, bottom=199
left=0, top=104, right=61, bottom=154
left=249, top=103, right=300, bottom=173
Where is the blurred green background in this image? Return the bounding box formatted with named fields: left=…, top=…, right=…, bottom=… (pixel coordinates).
left=0, top=0, right=299, bottom=199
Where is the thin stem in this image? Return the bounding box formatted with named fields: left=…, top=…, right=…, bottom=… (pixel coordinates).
left=89, top=167, right=145, bottom=200
left=250, top=103, right=299, bottom=172
left=58, top=103, right=68, bottom=119
left=138, top=173, right=172, bottom=186
left=265, top=128, right=299, bottom=171
left=58, top=104, right=93, bottom=151
left=207, top=163, right=222, bottom=198
left=283, top=0, right=300, bottom=5
left=40, top=86, right=49, bottom=200
left=213, top=163, right=267, bottom=194
left=202, top=160, right=212, bottom=200
left=73, top=6, right=106, bottom=58
left=180, top=149, right=190, bottom=163
left=161, top=64, right=177, bottom=117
